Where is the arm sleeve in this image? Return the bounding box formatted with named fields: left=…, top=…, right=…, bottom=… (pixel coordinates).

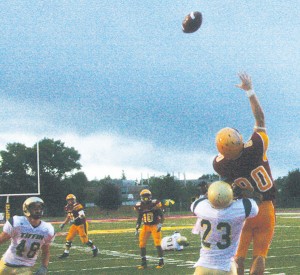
left=3, top=218, right=13, bottom=236
left=44, top=225, right=56, bottom=245
left=136, top=212, right=143, bottom=227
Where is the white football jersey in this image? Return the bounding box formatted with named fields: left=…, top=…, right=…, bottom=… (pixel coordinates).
left=2, top=215, right=55, bottom=267
left=161, top=232, right=183, bottom=251
left=191, top=198, right=258, bottom=272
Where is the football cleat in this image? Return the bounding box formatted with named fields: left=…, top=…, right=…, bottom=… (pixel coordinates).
left=58, top=252, right=69, bottom=259
left=140, top=189, right=152, bottom=203
left=92, top=248, right=98, bottom=257
left=208, top=181, right=233, bottom=209
left=215, top=127, right=243, bottom=159
left=23, top=197, right=44, bottom=219
left=156, top=259, right=164, bottom=269
left=137, top=258, right=147, bottom=269
left=137, top=262, right=147, bottom=269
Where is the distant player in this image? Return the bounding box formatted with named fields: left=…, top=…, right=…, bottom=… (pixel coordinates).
left=213, top=73, right=276, bottom=275
left=0, top=197, right=55, bottom=275
left=161, top=231, right=189, bottom=251
left=191, top=181, right=259, bottom=274
left=197, top=180, right=208, bottom=199
left=134, top=189, right=165, bottom=269
left=58, top=194, right=98, bottom=259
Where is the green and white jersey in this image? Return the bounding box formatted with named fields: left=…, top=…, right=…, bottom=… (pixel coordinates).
left=191, top=198, right=258, bottom=272
left=2, top=215, right=55, bottom=267
left=161, top=232, right=183, bottom=251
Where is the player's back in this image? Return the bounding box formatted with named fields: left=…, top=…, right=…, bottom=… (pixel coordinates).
left=192, top=198, right=258, bottom=271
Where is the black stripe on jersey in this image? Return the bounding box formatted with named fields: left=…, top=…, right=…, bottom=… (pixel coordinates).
left=192, top=197, right=207, bottom=213
left=242, top=198, right=252, bottom=218
left=8, top=217, right=14, bottom=227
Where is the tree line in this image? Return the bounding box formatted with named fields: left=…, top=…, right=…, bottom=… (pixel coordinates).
left=0, top=138, right=299, bottom=217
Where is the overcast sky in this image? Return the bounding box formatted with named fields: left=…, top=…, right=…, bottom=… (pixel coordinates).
left=0, top=1, right=299, bottom=181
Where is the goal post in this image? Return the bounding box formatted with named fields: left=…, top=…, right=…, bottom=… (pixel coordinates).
left=0, top=141, right=41, bottom=221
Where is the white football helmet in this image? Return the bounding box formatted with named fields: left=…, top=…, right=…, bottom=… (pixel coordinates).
left=176, top=236, right=189, bottom=246
left=23, top=197, right=44, bottom=219
left=208, top=181, right=233, bottom=209
left=215, top=127, right=243, bottom=159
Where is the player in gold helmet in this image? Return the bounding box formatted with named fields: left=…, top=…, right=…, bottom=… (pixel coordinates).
left=213, top=73, right=276, bottom=275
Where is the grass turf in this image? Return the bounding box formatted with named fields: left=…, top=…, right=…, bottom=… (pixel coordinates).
left=2, top=212, right=300, bottom=274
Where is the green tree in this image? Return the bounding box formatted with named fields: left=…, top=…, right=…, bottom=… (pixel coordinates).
left=96, top=180, right=122, bottom=211
left=0, top=138, right=83, bottom=216
left=36, top=138, right=82, bottom=215
left=285, top=169, right=300, bottom=197
left=0, top=143, right=36, bottom=194
left=0, top=143, right=37, bottom=214
left=148, top=174, right=184, bottom=210
left=63, top=172, right=88, bottom=203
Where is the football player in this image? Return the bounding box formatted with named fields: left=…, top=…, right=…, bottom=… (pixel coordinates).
left=197, top=180, right=208, bottom=199
left=134, top=189, right=165, bottom=269
left=0, top=197, right=55, bottom=275
left=58, top=194, right=98, bottom=258
left=161, top=231, right=189, bottom=251
left=191, top=181, right=259, bottom=274
left=213, top=73, right=276, bottom=275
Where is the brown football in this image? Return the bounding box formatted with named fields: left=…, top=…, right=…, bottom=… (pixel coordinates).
left=182, top=11, right=202, bottom=33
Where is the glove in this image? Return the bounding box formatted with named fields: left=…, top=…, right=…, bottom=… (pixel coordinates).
left=157, top=223, right=162, bottom=232
left=35, top=266, right=48, bottom=275
left=135, top=229, right=139, bottom=237
left=59, top=223, right=65, bottom=230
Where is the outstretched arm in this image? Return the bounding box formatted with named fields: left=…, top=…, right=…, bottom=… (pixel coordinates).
left=236, top=72, right=266, bottom=132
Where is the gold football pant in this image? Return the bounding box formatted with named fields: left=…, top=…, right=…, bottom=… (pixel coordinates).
left=66, top=222, right=89, bottom=243
left=139, top=224, right=162, bottom=248
left=236, top=200, right=275, bottom=258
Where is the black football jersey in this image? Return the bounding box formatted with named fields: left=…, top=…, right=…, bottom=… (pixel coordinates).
left=134, top=200, right=163, bottom=225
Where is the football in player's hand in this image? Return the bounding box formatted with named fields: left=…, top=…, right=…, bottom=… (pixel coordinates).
left=182, top=11, right=202, bottom=33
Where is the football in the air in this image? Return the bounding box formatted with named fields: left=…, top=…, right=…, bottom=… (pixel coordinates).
left=182, top=11, right=202, bottom=33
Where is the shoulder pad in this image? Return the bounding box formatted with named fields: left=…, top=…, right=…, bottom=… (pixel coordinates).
left=152, top=200, right=162, bottom=209
left=73, top=203, right=84, bottom=211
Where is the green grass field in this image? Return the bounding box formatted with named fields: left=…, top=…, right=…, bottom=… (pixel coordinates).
left=4, top=212, right=300, bottom=274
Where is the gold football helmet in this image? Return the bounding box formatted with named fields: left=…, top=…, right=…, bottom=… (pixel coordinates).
left=66, top=194, right=76, bottom=201
left=23, top=197, right=44, bottom=219
left=215, top=127, right=243, bottom=159
left=140, top=189, right=152, bottom=203
left=66, top=194, right=76, bottom=206
left=208, top=181, right=233, bottom=209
